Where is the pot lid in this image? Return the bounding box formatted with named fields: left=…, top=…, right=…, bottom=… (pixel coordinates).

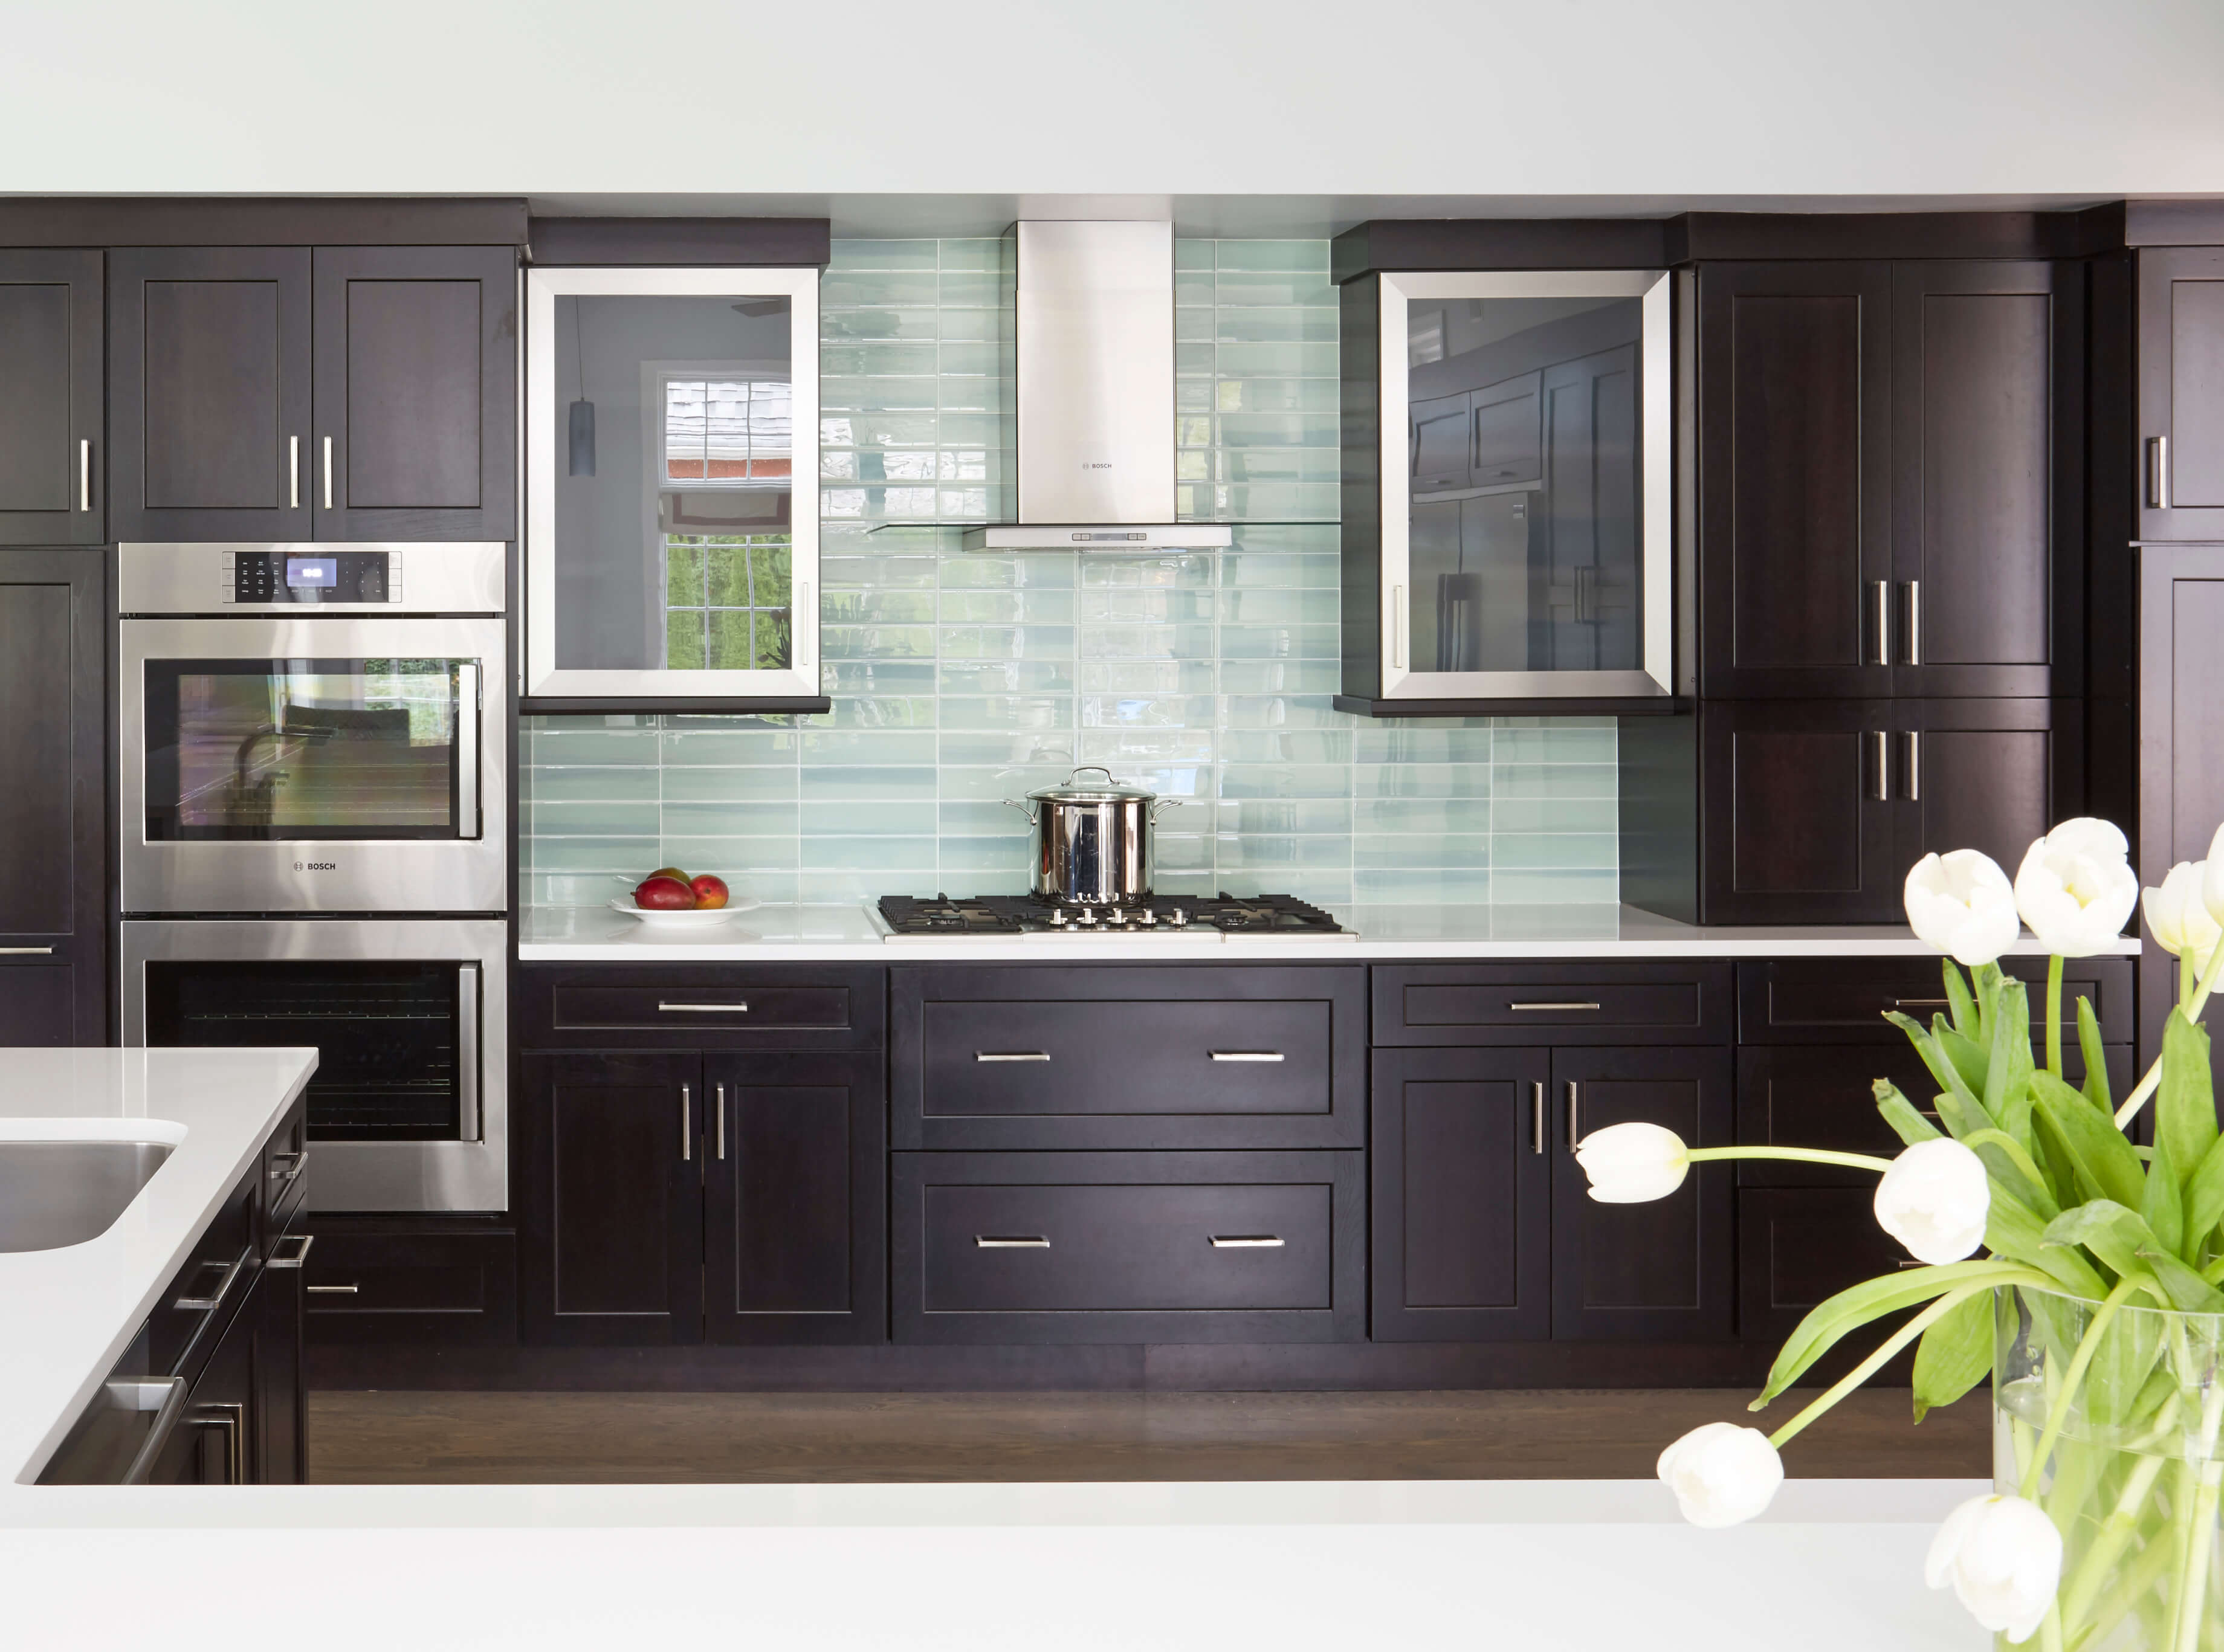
left=1025, top=765, right=1157, bottom=804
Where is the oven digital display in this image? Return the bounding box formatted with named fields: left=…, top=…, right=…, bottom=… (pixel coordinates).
left=285, top=557, right=338, bottom=589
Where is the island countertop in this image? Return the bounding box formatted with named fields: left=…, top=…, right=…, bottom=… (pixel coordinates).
left=0, top=1047, right=317, bottom=1494
left=520, top=900, right=2141, bottom=963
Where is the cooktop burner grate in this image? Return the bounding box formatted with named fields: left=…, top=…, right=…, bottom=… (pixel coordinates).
left=876, top=892, right=1345, bottom=936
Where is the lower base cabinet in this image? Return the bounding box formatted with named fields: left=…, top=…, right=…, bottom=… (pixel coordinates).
left=1371, top=1045, right=1734, bottom=1343
left=520, top=1050, right=885, bottom=1346
left=893, top=1151, right=1366, bottom=1343
left=300, top=1218, right=517, bottom=1346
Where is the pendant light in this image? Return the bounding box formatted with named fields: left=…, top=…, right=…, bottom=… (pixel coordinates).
left=567, top=300, right=595, bottom=477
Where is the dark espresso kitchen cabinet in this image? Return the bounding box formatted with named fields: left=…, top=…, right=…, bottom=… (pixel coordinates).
left=2139, top=546, right=2224, bottom=1058
left=0, top=549, right=106, bottom=1044
left=112, top=244, right=516, bottom=542
left=111, top=247, right=313, bottom=542
left=0, top=250, right=102, bottom=544
left=520, top=1047, right=885, bottom=1346
left=311, top=245, right=516, bottom=541
left=2138, top=246, right=2224, bottom=541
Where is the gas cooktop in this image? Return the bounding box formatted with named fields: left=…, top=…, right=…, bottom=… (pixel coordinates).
left=876, top=892, right=1346, bottom=937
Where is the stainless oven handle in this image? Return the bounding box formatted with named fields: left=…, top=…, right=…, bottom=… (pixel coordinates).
left=455, top=662, right=481, bottom=839
left=457, top=963, right=482, bottom=1141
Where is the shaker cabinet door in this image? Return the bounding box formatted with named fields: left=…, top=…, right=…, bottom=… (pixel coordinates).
left=0, top=250, right=102, bottom=544
left=1696, top=261, right=1894, bottom=699
left=2138, top=246, right=2224, bottom=543
left=1550, top=1045, right=1734, bottom=1342
left=1889, top=262, right=2080, bottom=697
left=111, top=247, right=313, bottom=542
left=1899, top=698, right=2081, bottom=873
left=312, top=245, right=517, bottom=541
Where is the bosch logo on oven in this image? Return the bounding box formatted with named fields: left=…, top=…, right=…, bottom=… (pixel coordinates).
left=293, top=861, right=338, bottom=871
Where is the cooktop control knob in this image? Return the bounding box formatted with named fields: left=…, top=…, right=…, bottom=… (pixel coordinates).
left=1049, top=908, right=1067, bottom=926
left=1168, top=908, right=1188, bottom=928
left=1139, top=909, right=1156, bottom=926
left=1106, top=908, right=1127, bottom=926
left=1078, top=908, right=1097, bottom=926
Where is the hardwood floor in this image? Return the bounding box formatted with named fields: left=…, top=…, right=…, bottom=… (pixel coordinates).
left=306, top=1387, right=1991, bottom=1485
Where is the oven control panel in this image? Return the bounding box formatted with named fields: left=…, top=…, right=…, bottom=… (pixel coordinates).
left=221, top=550, right=404, bottom=605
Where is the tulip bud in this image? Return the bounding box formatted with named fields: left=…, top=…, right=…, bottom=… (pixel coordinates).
left=1574, top=1121, right=1689, bottom=1203
left=1903, top=849, right=2019, bottom=966
left=1657, top=1422, right=1785, bottom=1528
left=2144, top=861, right=2222, bottom=975
left=1872, top=1138, right=1991, bottom=1265
left=1925, top=1494, right=2063, bottom=1644
left=2013, top=818, right=2138, bottom=958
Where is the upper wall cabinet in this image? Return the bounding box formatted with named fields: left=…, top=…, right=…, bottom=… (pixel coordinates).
left=110, top=245, right=516, bottom=543
left=1698, top=259, right=2081, bottom=700
left=1337, top=269, right=1675, bottom=717
left=2139, top=247, right=2224, bottom=541
left=522, top=266, right=824, bottom=709
left=0, top=251, right=103, bottom=546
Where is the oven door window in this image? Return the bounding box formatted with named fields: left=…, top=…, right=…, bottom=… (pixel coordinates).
left=144, top=961, right=463, bottom=1141
left=143, top=657, right=468, bottom=841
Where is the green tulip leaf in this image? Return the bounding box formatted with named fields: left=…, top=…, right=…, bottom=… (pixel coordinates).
left=2084, top=1306, right=2168, bottom=1427
left=1984, top=979, right=2035, bottom=1123
left=1937, top=1025, right=1992, bottom=1110
left=1989, top=1183, right=2107, bottom=1297
left=1973, top=962, right=2005, bottom=1047
left=1910, top=1288, right=1993, bottom=1422
left=2076, top=997, right=2112, bottom=1113
left=1944, top=960, right=1979, bottom=1042
left=2158, top=1010, right=2222, bottom=1197
left=2183, top=1134, right=2224, bottom=1266
left=1887, top=1012, right=1994, bottom=1137
left=1873, top=1079, right=1945, bottom=1147
left=2030, top=1104, right=2080, bottom=1212
left=2031, top=1073, right=2147, bottom=1211
left=2143, top=1137, right=2186, bottom=1262
left=1755, top=1260, right=2037, bottom=1408
left=2138, top=1245, right=2224, bottom=1313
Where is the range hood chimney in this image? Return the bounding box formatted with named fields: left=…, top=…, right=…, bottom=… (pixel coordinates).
left=962, top=221, right=1230, bottom=553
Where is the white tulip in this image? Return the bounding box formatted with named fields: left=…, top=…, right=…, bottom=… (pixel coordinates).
left=2013, top=819, right=2138, bottom=957
left=2145, top=860, right=2223, bottom=975
left=2200, top=824, right=2224, bottom=932
left=1872, top=1138, right=1991, bottom=1265
left=1574, top=1121, right=1689, bottom=1203
left=1657, top=1422, right=1785, bottom=1528
left=1903, top=850, right=2020, bottom=966
left=1925, top=1494, right=2063, bottom=1644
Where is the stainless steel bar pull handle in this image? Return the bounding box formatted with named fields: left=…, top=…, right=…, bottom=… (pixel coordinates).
left=1903, top=580, right=1921, bottom=666
left=454, top=663, right=481, bottom=840
left=268, top=1232, right=315, bottom=1270
left=1209, top=1051, right=1284, bottom=1062
left=1872, top=580, right=1891, bottom=665
left=1509, top=1001, right=1601, bottom=1013
left=289, top=436, right=300, bottom=508
left=189, top=1401, right=245, bottom=1485
left=322, top=436, right=333, bottom=509
left=175, top=1250, right=246, bottom=1313
left=268, top=1151, right=306, bottom=1185
left=658, top=1002, right=749, bottom=1013
left=1209, top=1236, right=1285, bottom=1248
left=78, top=439, right=90, bottom=511
left=1391, top=586, right=1406, bottom=670
left=975, top=1236, right=1050, bottom=1248
left=1565, top=1081, right=1580, bottom=1152
left=1531, top=1082, right=1545, bottom=1155
left=2150, top=436, right=2171, bottom=509
left=976, top=1051, right=1050, bottom=1063
left=306, top=1283, right=359, bottom=1294
left=1902, top=731, right=1921, bottom=802
left=1871, top=731, right=1890, bottom=801
left=680, top=1083, right=692, bottom=1162
left=0, top=946, right=54, bottom=955
left=715, top=1082, right=727, bottom=1161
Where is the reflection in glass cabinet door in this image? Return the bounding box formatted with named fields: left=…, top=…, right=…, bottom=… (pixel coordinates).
left=524, top=268, right=821, bottom=705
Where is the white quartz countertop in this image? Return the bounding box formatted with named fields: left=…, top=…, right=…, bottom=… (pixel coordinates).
left=0, top=1047, right=316, bottom=1494
left=520, top=900, right=2140, bottom=963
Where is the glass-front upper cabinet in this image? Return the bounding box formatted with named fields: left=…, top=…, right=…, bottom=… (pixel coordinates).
left=1346, top=270, right=1673, bottom=711
left=525, top=268, right=821, bottom=704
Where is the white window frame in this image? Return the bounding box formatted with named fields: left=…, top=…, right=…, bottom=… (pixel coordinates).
left=525, top=265, right=819, bottom=701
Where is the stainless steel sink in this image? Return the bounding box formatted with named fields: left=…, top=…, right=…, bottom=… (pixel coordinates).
left=0, top=1140, right=175, bottom=1252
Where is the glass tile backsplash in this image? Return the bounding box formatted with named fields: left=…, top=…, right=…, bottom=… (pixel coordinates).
left=520, top=239, right=1619, bottom=910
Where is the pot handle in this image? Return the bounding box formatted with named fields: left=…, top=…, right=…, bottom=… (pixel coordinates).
left=1151, top=798, right=1187, bottom=819
left=1067, top=765, right=1115, bottom=785
left=1003, top=798, right=1038, bottom=826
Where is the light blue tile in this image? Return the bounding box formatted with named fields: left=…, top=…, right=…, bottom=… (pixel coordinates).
left=727, top=873, right=803, bottom=905
left=1495, top=724, right=1618, bottom=764
left=530, top=799, right=661, bottom=836
left=1490, top=763, right=1618, bottom=801
left=939, top=835, right=1036, bottom=872
left=1078, top=727, right=1215, bottom=765
left=1218, top=729, right=1353, bottom=764
left=528, top=836, right=661, bottom=873
left=660, top=800, right=799, bottom=835
left=1079, top=555, right=1216, bottom=590
left=1078, top=660, right=1219, bottom=695
left=801, top=799, right=937, bottom=835
left=1218, top=764, right=1353, bottom=800
left=824, top=306, right=940, bottom=340
left=1079, top=589, right=1217, bottom=625
left=1217, top=694, right=1345, bottom=730
left=937, top=732, right=1078, bottom=767
left=1354, top=834, right=1491, bottom=870
left=1487, top=868, right=1620, bottom=903
left=1175, top=239, right=1215, bottom=272
left=1356, top=869, right=1494, bottom=902
left=528, top=726, right=661, bottom=765
left=1080, top=693, right=1216, bottom=728
left=940, top=590, right=1077, bottom=625
left=1216, top=448, right=1343, bottom=485
left=1217, top=660, right=1343, bottom=694
left=810, top=696, right=937, bottom=730
left=1490, top=796, right=1618, bottom=834
left=821, top=271, right=939, bottom=306
left=1226, top=870, right=1354, bottom=903
left=798, top=766, right=938, bottom=801
left=1490, top=833, right=1618, bottom=870
left=659, top=767, right=801, bottom=803
left=1356, top=764, right=1495, bottom=799
left=1214, top=341, right=1337, bottom=377
left=1218, top=412, right=1340, bottom=450
left=939, top=659, right=1075, bottom=694
left=1211, top=798, right=1353, bottom=834
left=1215, top=241, right=1331, bottom=273
left=1212, top=834, right=1352, bottom=869
left=1356, top=797, right=1492, bottom=834
left=1217, top=589, right=1340, bottom=625
left=801, top=729, right=939, bottom=765
left=1213, top=274, right=1337, bottom=307
left=661, top=729, right=801, bottom=766
left=937, top=695, right=1075, bottom=731
left=1356, top=727, right=1496, bottom=763
left=822, top=624, right=937, bottom=660
left=827, top=240, right=939, bottom=273
left=1215, top=380, right=1340, bottom=416
left=821, top=661, right=939, bottom=696
left=937, top=239, right=1007, bottom=273
left=801, top=872, right=925, bottom=903
left=1217, top=624, right=1342, bottom=661
left=659, top=837, right=802, bottom=872
left=802, top=836, right=938, bottom=871
left=1079, top=622, right=1218, bottom=661
left=941, top=554, right=1076, bottom=590
left=822, top=553, right=939, bottom=590
left=1216, top=308, right=1338, bottom=344
left=525, top=766, right=664, bottom=802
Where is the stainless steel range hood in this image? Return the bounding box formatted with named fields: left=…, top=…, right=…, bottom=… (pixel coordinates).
left=963, top=221, right=1230, bottom=553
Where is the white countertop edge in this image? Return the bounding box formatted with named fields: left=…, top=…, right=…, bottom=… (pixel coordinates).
left=0, top=1475, right=1989, bottom=1529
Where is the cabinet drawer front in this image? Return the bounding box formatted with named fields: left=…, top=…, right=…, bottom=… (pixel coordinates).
left=301, top=1227, right=517, bottom=1344
left=148, top=1163, right=259, bottom=1381
left=923, top=1183, right=1330, bottom=1312
left=895, top=965, right=1366, bottom=1150
left=1737, top=957, right=2133, bottom=1044
left=1373, top=963, right=1732, bottom=1045
left=922, top=999, right=1328, bottom=1117
left=522, top=966, right=885, bottom=1051
left=1739, top=1188, right=1912, bottom=1343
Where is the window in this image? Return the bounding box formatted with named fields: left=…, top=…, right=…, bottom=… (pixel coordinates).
left=662, top=376, right=792, bottom=485
left=664, top=534, right=793, bottom=672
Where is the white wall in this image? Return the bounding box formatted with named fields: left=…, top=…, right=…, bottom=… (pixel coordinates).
left=2, top=0, right=2220, bottom=202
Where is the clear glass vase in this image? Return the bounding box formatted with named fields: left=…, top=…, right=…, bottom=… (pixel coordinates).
left=1996, top=1285, right=2224, bottom=1651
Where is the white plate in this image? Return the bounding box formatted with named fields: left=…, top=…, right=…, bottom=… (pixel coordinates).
left=606, top=897, right=760, bottom=928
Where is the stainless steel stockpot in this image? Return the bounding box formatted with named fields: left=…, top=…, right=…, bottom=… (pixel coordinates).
left=1005, top=766, right=1184, bottom=905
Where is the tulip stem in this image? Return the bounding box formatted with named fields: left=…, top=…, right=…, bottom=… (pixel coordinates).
left=1766, top=1285, right=1986, bottom=1450
left=2019, top=1276, right=2142, bottom=1502
left=2046, top=953, right=2064, bottom=1078
left=2118, top=939, right=2224, bottom=1129
left=1684, top=1146, right=1896, bottom=1173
